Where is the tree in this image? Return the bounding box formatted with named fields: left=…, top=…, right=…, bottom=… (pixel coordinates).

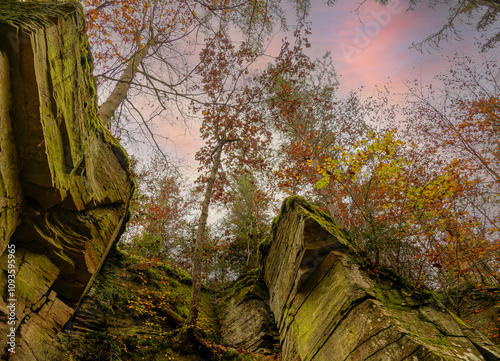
left=315, top=130, right=459, bottom=277
left=122, top=156, right=195, bottom=269
left=260, top=28, right=373, bottom=227
left=404, top=0, right=500, bottom=51
left=185, top=33, right=273, bottom=328
left=81, top=0, right=281, bottom=146
left=402, top=52, right=499, bottom=184
left=219, top=173, right=272, bottom=276
left=400, top=51, right=500, bottom=297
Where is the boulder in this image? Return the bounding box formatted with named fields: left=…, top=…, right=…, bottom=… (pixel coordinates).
left=0, top=2, right=134, bottom=359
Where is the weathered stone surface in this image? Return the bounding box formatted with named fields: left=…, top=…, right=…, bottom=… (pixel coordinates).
left=219, top=298, right=278, bottom=354
left=260, top=197, right=500, bottom=361
left=0, top=2, right=133, bottom=360
left=57, top=251, right=217, bottom=361
left=218, top=272, right=280, bottom=354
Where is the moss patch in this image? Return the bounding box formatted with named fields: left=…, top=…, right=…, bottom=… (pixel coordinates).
left=221, top=269, right=268, bottom=306
left=63, top=249, right=223, bottom=360
left=0, top=0, right=81, bottom=31
left=258, top=196, right=351, bottom=261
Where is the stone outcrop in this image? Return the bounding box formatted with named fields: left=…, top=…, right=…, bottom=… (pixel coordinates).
left=218, top=271, right=280, bottom=355
left=0, top=2, right=133, bottom=360
left=56, top=250, right=217, bottom=361
left=259, top=197, right=500, bottom=361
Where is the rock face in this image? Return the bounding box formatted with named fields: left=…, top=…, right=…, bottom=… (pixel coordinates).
left=0, top=2, right=133, bottom=360
left=57, top=250, right=216, bottom=361
left=260, top=197, right=500, bottom=361
left=218, top=272, right=280, bottom=354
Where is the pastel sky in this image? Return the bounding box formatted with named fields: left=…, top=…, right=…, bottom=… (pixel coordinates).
left=306, top=0, right=484, bottom=93
left=133, top=0, right=496, bottom=175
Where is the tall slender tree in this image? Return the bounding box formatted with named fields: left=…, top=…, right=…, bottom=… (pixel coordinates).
left=220, top=173, right=272, bottom=275
left=185, top=33, right=272, bottom=328
left=82, top=0, right=281, bottom=144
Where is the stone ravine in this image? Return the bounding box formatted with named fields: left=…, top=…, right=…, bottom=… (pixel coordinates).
left=0, top=2, right=134, bottom=360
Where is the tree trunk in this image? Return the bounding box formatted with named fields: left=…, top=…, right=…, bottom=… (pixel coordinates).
left=185, top=141, right=224, bottom=326
left=97, top=42, right=152, bottom=128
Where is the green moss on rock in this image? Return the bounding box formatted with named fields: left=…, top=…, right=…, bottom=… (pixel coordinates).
left=0, top=3, right=135, bottom=359
left=0, top=0, right=81, bottom=31
left=58, top=250, right=229, bottom=360
left=258, top=196, right=351, bottom=261
left=260, top=196, right=500, bottom=361
left=222, top=269, right=268, bottom=306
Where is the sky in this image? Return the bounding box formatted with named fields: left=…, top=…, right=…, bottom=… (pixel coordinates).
left=131, top=0, right=498, bottom=175
left=306, top=0, right=488, bottom=93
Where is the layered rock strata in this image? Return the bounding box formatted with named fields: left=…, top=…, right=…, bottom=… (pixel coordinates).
left=260, top=197, right=500, bottom=361
left=218, top=272, right=280, bottom=355
left=0, top=2, right=133, bottom=360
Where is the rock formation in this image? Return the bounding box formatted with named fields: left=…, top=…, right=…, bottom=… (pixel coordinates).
left=1, top=3, right=498, bottom=361
left=258, top=197, right=500, bottom=361
left=54, top=250, right=219, bottom=361
left=0, top=2, right=134, bottom=360
left=218, top=271, right=280, bottom=355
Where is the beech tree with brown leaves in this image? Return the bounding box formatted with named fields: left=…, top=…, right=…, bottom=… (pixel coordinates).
left=400, top=51, right=499, bottom=316
left=261, top=27, right=372, bottom=227
left=122, top=156, right=196, bottom=269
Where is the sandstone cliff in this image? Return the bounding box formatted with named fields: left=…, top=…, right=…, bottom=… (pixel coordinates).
left=0, top=2, right=134, bottom=359
left=258, top=197, right=500, bottom=361
left=217, top=270, right=280, bottom=355
left=57, top=197, right=499, bottom=361
left=57, top=250, right=218, bottom=361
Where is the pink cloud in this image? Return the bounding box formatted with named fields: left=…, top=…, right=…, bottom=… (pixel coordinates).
left=305, top=0, right=482, bottom=94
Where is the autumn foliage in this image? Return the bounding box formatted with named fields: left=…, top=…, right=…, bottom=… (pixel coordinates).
left=79, top=0, right=499, bottom=343
left=270, top=50, right=500, bottom=327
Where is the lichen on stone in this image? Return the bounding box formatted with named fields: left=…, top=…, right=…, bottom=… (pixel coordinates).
left=0, top=2, right=134, bottom=359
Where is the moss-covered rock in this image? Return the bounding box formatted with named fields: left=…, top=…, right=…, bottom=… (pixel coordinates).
left=261, top=197, right=500, bottom=361
left=0, top=2, right=134, bottom=360
left=58, top=250, right=219, bottom=361
left=218, top=271, right=280, bottom=355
